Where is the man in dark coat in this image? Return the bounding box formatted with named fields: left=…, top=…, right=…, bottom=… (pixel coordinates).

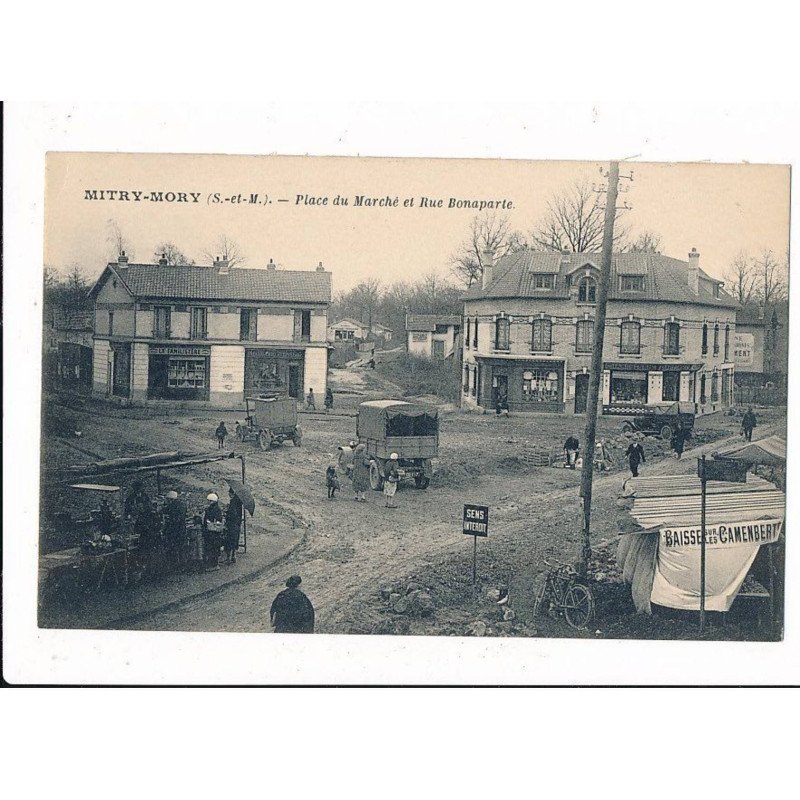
left=270, top=575, right=315, bottom=633
left=215, top=421, right=228, bottom=449
left=741, top=407, right=757, bottom=442
left=224, top=487, right=243, bottom=565
left=624, top=441, right=646, bottom=477
left=672, top=425, right=688, bottom=459
left=203, top=492, right=224, bottom=571
left=564, top=435, right=580, bottom=469
left=163, top=490, right=188, bottom=571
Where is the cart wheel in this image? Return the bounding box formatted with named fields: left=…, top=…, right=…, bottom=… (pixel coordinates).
left=661, top=424, right=673, bottom=441
left=414, top=475, right=430, bottom=489
left=258, top=429, right=271, bottom=450
left=563, top=583, right=595, bottom=630
left=369, top=462, right=384, bottom=491
left=292, top=425, right=303, bottom=447
left=622, top=421, right=635, bottom=433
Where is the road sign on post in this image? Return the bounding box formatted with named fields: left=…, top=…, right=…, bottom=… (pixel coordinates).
left=463, top=504, right=489, bottom=585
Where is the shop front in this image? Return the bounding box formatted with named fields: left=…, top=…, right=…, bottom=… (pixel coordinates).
left=476, top=357, right=564, bottom=413
left=148, top=345, right=210, bottom=401
left=603, top=362, right=701, bottom=413
left=244, top=348, right=304, bottom=398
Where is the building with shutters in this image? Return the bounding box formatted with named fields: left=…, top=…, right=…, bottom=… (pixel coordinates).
left=461, top=247, right=738, bottom=415
left=89, top=253, right=331, bottom=406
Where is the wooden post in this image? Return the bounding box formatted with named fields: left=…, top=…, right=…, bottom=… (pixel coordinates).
left=240, top=455, right=247, bottom=553
left=579, top=161, right=619, bottom=574
left=473, top=535, right=477, bottom=585
left=700, top=455, right=707, bottom=631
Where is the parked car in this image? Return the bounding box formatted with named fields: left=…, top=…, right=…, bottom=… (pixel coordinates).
left=237, top=395, right=302, bottom=450
left=618, top=401, right=696, bottom=441
left=339, top=400, right=439, bottom=490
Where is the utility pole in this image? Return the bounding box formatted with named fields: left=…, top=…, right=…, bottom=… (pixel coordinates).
left=578, top=161, right=621, bottom=574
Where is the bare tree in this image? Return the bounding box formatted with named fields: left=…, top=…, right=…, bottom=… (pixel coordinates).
left=625, top=230, right=663, bottom=253
left=531, top=179, right=628, bottom=253
left=106, top=219, right=135, bottom=260
left=753, top=248, right=788, bottom=307
left=724, top=250, right=758, bottom=305
left=204, top=235, right=246, bottom=267
left=153, top=242, right=195, bottom=266
left=450, top=212, right=525, bottom=287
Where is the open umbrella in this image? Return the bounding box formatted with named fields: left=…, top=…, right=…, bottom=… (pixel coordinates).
left=227, top=479, right=255, bottom=516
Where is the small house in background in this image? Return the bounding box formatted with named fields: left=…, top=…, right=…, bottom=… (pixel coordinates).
left=42, top=306, right=95, bottom=394
left=406, top=314, right=462, bottom=360
left=734, top=304, right=784, bottom=387
left=327, top=317, right=393, bottom=346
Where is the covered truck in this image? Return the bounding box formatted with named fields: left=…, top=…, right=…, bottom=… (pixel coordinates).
left=238, top=396, right=302, bottom=450
left=340, top=400, right=439, bottom=490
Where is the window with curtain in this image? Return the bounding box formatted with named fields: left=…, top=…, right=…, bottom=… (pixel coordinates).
left=724, top=324, right=730, bottom=361
left=576, top=319, right=594, bottom=352
left=578, top=276, right=597, bottom=303
left=531, top=318, right=552, bottom=351
left=664, top=322, right=680, bottom=355
left=494, top=317, right=510, bottom=350
left=190, top=307, right=208, bottom=339
left=713, top=323, right=720, bottom=355
left=702, top=323, right=708, bottom=355
left=620, top=321, right=641, bottom=354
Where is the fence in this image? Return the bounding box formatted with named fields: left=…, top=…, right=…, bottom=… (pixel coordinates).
left=733, top=385, right=788, bottom=407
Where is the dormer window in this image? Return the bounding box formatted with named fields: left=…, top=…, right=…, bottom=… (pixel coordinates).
left=578, top=276, right=596, bottom=303
left=620, top=275, right=645, bottom=292
left=533, top=273, right=555, bottom=290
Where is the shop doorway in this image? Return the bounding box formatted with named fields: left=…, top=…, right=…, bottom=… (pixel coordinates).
left=574, top=373, right=589, bottom=413
left=493, top=373, right=509, bottom=409
left=662, top=371, right=680, bottom=402
left=288, top=364, right=301, bottom=398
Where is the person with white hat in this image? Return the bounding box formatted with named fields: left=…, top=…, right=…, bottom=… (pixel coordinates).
left=202, top=492, right=224, bottom=571
left=383, top=453, right=400, bottom=509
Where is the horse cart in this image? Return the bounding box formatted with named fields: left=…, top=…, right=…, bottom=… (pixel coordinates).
left=238, top=396, right=303, bottom=450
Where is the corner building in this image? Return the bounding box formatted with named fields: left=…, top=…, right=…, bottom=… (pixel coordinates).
left=89, top=254, right=331, bottom=406
left=461, top=248, right=737, bottom=415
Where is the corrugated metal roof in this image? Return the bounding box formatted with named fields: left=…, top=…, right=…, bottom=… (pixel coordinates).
left=464, top=250, right=739, bottom=308
left=92, top=263, right=331, bottom=304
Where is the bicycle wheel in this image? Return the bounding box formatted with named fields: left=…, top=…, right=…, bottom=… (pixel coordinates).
left=563, top=583, right=595, bottom=630
left=532, top=578, right=549, bottom=619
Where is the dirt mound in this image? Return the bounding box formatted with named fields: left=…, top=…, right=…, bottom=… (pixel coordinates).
left=432, top=460, right=482, bottom=486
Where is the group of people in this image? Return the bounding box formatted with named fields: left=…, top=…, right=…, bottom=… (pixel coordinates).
left=123, top=480, right=243, bottom=577
left=563, top=435, right=645, bottom=477
left=304, top=387, right=335, bottom=412
left=327, top=441, right=400, bottom=508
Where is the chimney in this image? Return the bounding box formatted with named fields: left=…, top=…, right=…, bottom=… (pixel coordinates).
left=316, top=260, right=325, bottom=272
left=267, top=258, right=277, bottom=271
left=216, top=255, right=230, bottom=275
left=688, top=247, right=700, bottom=294
left=561, top=247, right=571, bottom=267
left=158, top=252, right=168, bottom=267
left=481, top=247, right=495, bottom=290
left=117, top=251, right=129, bottom=269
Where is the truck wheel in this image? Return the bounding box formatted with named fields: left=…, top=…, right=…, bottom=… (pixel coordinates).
left=292, top=425, right=303, bottom=447
left=258, top=429, right=271, bottom=451
left=369, top=462, right=384, bottom=491
left=661, top=424, right=673, bottom=441
left=414, top=475, right=430, bottom=489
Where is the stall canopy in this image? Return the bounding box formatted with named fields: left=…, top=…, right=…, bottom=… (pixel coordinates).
left=618, top=473, right=786, bottom=614
left=713, top=435, right=786, bottom=467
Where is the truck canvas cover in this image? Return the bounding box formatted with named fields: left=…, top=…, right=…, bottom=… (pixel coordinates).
left=357, top=400, right=439, bottom=438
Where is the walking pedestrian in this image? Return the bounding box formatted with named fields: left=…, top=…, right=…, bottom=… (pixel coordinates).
left=305, top=388, right=317, bottom=411
left=270, top=575, right=315, bottom=633
left=384, top=453, right=400, bottom=509
left=324, top=387, right=334, bottom=413
left=162, top=489, right=188, bottom=572
left=215, top=421, right=228, bottom=449
left=326, top=465, right=341, bottom=499
left=741, top=406, right=757, bottom=442
left=563, top=435, right=580, bottom=469
left=224, top=487, right=243, bottom=565
left=351, top=443, right=370, bottom=502
left=624, top=440, right=646, bottom=478
left=672, top=425, right=687, bottom=460
left=202, top=492, right=224, bottom=571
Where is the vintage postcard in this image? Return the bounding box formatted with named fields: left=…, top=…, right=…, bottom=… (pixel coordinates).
left=36, top=151, right=790, bottom=651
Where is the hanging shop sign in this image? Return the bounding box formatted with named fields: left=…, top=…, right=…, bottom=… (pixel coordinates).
left=150, top=345, right=211, bottom=356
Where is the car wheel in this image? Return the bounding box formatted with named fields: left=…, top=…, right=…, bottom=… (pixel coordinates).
left=661, top=425, right=673, bottom=441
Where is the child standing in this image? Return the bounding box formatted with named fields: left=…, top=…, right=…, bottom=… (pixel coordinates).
left=326, top=465, right=341, bottom=499
left=384, top=453, right=400, bottom=509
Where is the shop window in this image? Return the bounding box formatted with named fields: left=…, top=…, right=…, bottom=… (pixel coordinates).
left=664, top=322, right=680, bottom=355
left=531, top=318, right=552, bottom=352
left=610, top=371, right=648, bottom=405
left=168, top=357, right=207, bottom=389
left=575, top=319, right=594, bottom=353
left=713, top=323, right=719, bottom=355
left=724, top=324, right=730, bottom=361
left=533, top=274, right=555, bottom=290
left=190, top=307, right=208, bottom=339
left=240, top=308, right=258, bottom=342
left=153, top=306, right=171, bottom=338
left=522, top=368, right=560, bottom=403
left=620, top=321, right=641, bottom=355
left=578, top=277, right=596, bottom=303
left=494, top=317, right=510, bottom=351
left=620, top=275, right=645, bottom=292
left=701, top=323, right=708, bottom=355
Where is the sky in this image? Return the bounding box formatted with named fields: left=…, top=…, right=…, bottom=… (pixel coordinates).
left=44, top=153, right=790, bottom=293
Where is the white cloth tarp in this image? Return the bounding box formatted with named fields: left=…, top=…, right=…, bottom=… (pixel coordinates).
left=650, top=518, right=783, bottom=611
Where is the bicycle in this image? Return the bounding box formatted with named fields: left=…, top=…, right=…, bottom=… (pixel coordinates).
left=533, top=559, right=596, bottom=630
